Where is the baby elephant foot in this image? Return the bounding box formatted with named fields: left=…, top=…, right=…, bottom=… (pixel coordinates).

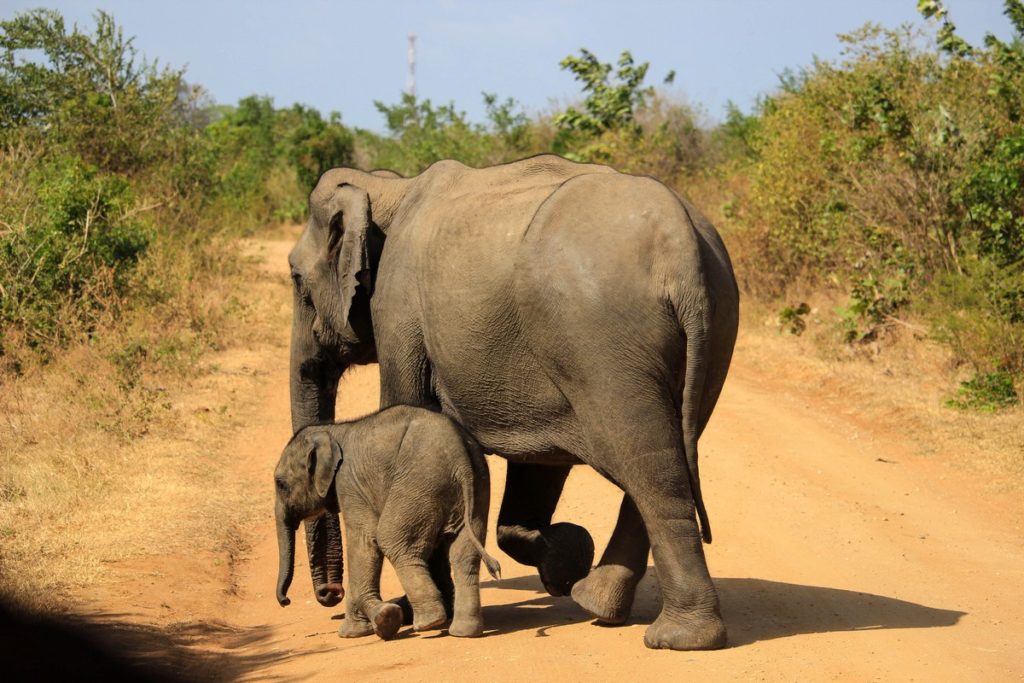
left=338, top=614, right=375, bottom=639
left=644, top=611, right=727, bottom=651
left=538, top=523, right=595, bottom=597
left=571, top=564, right=641, bottom=625
left=370, top=603, right=404, bottom=641
left=391, top=594, right=453, bottom=625
left=447, top=616, right=484, bottom=638
left=413, top=603, right=448, bottom=633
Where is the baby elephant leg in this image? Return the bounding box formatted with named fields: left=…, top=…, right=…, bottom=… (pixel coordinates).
left=388, top=554, right=448, bottom=632
left=339, top=526, right=403, bottom=641
left=378, top=504, right=448, bottom=632
left=448, top=525, right=486, bottom=637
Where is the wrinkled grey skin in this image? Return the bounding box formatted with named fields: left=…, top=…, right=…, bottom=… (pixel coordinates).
left=275, top=406, right=500, bottom=640
left=289, top=154, right=739, bottom=650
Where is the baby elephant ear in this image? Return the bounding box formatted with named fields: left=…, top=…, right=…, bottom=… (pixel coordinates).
left=309, top=431, right=343, bottom=498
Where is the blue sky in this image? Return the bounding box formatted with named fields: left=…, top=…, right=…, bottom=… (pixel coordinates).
left=1, top=1, right=1014, bottom=130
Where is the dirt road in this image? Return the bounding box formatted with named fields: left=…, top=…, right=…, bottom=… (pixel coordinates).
left=92, top=237, right=1024, bottom=681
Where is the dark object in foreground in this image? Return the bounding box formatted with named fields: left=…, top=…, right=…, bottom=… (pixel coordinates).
left=0, top=601, right=176, bottom=682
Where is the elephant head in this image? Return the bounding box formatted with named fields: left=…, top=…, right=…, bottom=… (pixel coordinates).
left=286, top=168, right=407, bottom=606
left=274, top=428, right=344, bottom=607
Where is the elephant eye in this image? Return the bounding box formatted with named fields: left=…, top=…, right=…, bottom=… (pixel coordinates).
left=291, top=271, right=304, bottom=290
left=275, top=477, right=288, bottom=492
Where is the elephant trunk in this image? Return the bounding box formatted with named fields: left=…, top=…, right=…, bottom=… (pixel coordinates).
left=290, top=299, right=345, bottom=607
left=275, top=503, right=296, bottom=607
left=304, top=512, right=344, bottom=606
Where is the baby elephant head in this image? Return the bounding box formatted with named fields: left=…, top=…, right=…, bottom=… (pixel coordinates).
left=274, top=428, right=344, bottom=607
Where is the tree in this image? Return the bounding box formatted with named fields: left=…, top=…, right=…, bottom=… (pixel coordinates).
left=554, top=49, right=654, bottom=135
left=0, top=9, right=186, bottom=171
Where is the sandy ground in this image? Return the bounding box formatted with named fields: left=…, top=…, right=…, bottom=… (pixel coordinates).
left=78, top=237, right=1024, bottom=681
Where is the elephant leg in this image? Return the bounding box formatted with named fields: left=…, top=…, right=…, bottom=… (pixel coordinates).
left=562, top=371, right=726, bottom=650
left=388, top=555, right=448, bottom=633
left=447, top=528, right=484, bottom=637
left=389, top=534, right=455, bottom=627
left=571, top=493, right=650, bottom=625
left=377, top=503, right=448, bottom=633
left=338, top=529, right=401, bottom=640
left=585, top=430, right=725, bottom=650
left=496, top=463, right=595, bottom=597
left=628, top=456, right=725, bottom=650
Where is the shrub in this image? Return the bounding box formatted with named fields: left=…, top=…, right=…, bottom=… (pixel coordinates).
left=717, top=3, right=1024, bottom=396
left=358, top=92, right=540, bottom=175
left=0, top=154, right=150, bottom=352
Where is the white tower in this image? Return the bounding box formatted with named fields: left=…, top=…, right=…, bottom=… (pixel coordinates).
left=406, top=33, right=417, bottom=99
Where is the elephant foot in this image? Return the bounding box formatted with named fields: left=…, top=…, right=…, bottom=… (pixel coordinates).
left=643, top=611, right=727, bottom=651
left=570, top=564, right=641, bottom=625
left=314, top=582, right=344, bottom=607
left=371, top=604, right=404, bottom=641
left=448, top=616, right=484, bottom=638
left=391, top=592, right=454, bottom=626
left=538, top=523, right=595, bottom=597
left=338, top=614, right=374, bottom=639
left=413, top=603, right=448, bottom=633
left=391, top=595, right=414, bottom=625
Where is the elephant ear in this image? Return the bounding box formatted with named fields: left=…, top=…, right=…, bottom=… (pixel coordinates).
left=308, top=430, right=343, bottom=499
left=325, top=183, right=373, bottom=324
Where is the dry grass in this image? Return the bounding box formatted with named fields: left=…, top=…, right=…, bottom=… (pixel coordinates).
left=683, top=170, right=1023, bottom=487
left=736, top=294, right=1024, bottom=488
left=0, top=240, right=290, bottom=611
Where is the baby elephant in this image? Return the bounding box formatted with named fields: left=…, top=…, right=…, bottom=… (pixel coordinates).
left=273, top=405, right=501, bottom=640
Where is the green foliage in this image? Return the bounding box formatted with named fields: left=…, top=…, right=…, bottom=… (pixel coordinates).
left=727, top=10, right=1023, bottom=381
left=0, top=9, right=191, bottom=173
left=202, top=96, right=354, bottom=224
left=284, top=107, right=355, bottom=191
left=712, top=101, right=761, bottom=162
left=555, top=49, right=653, bottom=136
left=1, top=155, right=150, bottom=350
left=923, top=265, right=1024, bottom=377
left=359, top=92, right=539, bottom=175
left=0, top=9, right=353, bottom=364
left=945, top=371, right=1019, bottom=411
left=551, top=49, right=706, bottom=176
left=917, top=0, right=974, bottom=57
left=778, top=302, right=811, bottom=335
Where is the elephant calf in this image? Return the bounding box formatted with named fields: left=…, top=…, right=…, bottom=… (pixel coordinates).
left=274, top=405, right=501, bottom=640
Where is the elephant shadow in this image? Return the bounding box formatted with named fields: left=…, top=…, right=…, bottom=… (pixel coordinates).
left=480, top=570, right=965, bottom=646
left=479, top=573, right=594, bottom=637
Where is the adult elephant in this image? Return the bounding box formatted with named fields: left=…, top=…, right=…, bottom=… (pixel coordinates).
left=287, top=154, right=738, bottom=650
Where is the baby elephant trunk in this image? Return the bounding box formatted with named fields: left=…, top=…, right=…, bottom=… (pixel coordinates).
left=275, top=503, right=296, bottom=606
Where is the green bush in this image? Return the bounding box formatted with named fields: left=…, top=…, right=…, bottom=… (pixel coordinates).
left=946, top=371, right=1019, bottom=411
left=357, top=92, right=539, bottom=176
left=202, top=96, right=355, bottom=226
left=0, top=153, right=150, bottom=351
left=717, top=3, right=1024, bottom=398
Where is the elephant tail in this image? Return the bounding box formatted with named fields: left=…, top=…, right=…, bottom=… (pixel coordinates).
left=458, top=439, right=502, bottom=581
left=673, top=226, right=713, bottom=545
left=683, top=311, right=712, bottom=544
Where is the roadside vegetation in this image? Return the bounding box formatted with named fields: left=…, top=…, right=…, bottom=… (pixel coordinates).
left=1, top=2, right=1021, bottom=609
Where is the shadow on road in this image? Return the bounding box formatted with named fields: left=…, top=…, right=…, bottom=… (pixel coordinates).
left=480, top=571, right=964, bottom=647
left=480, top=573, right=592, bottom=637
left=0, top=600, right=323, bottom=681
left=715, top=576, right=966, bottom=646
